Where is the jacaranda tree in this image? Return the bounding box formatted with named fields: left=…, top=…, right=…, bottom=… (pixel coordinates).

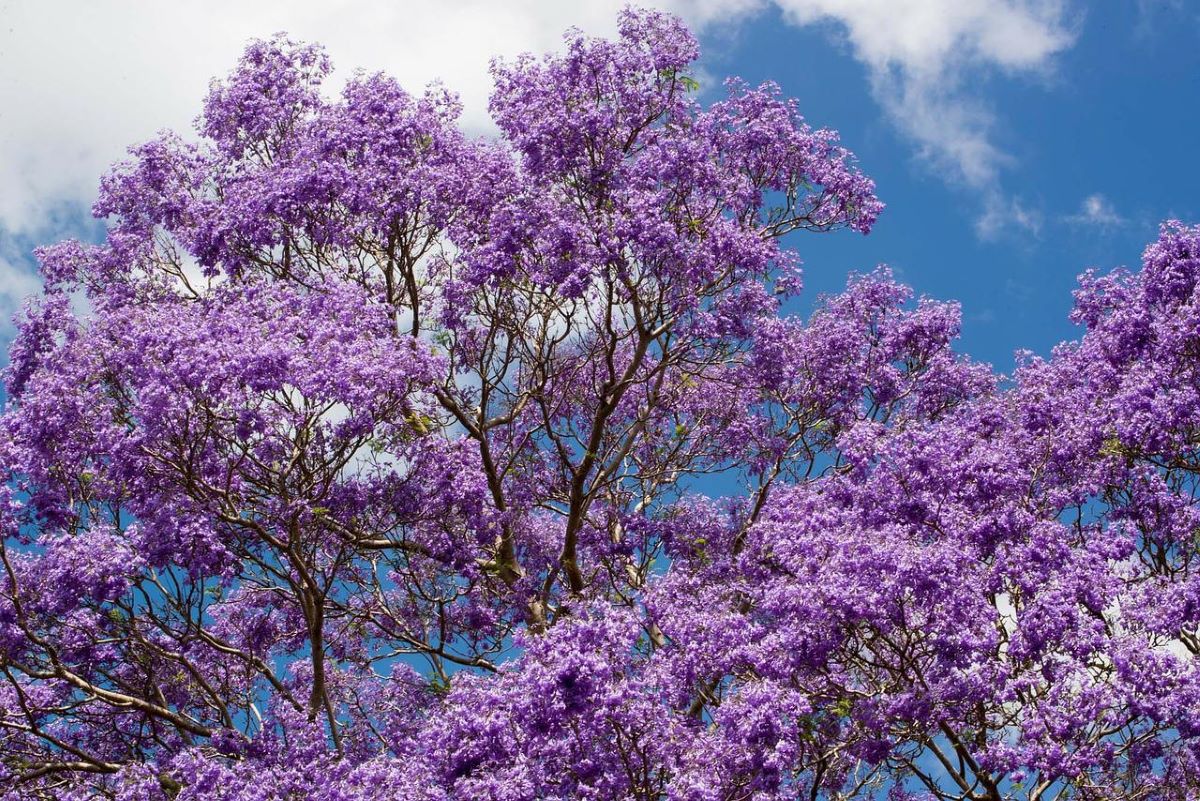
left=4, top=8, right=1200, bottom=800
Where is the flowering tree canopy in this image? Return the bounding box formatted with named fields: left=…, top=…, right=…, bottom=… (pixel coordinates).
left=4, top=8, right=1200, bottom=800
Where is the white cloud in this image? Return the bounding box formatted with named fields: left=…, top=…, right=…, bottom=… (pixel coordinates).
left=976, top=191, right=1043, bottom=240
left=0, top=0, right=1075, bottom=264
left=0, top=231, right=47, bottom=337
left=1066, top=193, right=1125, bottom=227
left=0, top=0, right=760, bottom=325
left=0, top=200, right=97, bottom=340
left=0, top=0, right=761, bottom=238
left=1134, top=0, right=1187, bottom=39
left=772, top=1, right=1074, bottom=190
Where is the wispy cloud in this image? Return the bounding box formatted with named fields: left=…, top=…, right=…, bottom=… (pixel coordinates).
left=770, top=1, right=1075, bottom=239
left=773, top=1, right=1074, bottom=187
left=976, top=192, right=1044, bottom=240
left=0, top=201, right=103, bottom=337
left=1065, top=193, right=1125, bottom=227
left=1134, top=0, right=1188, bottom=39
left=0, top=231, right=46, bottom=337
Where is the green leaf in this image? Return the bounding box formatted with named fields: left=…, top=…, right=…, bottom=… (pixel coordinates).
left=405, top=412, right=435, bottom=435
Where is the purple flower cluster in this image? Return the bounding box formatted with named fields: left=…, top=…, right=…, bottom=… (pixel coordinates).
left=2, top=8, right=1198, bottom=800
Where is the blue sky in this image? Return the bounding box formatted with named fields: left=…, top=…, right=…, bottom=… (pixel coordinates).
left=1, top=0, right=1198, bottom=372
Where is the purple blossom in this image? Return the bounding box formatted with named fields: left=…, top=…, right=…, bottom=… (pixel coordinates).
left=3, top=8, right=1200, bottom=800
